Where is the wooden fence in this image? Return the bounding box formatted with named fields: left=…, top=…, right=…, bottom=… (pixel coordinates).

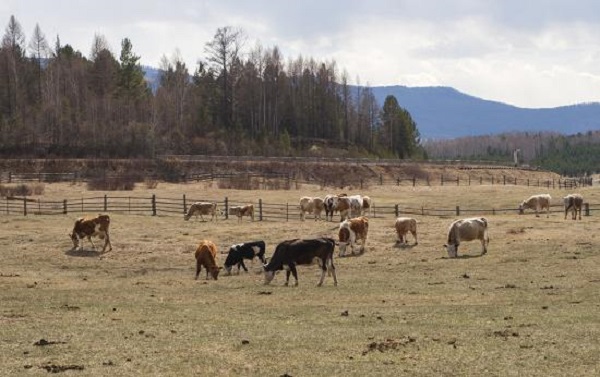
left=0, top=171, right=593, bottom=190
left=1, top=194, right=594, bottom=220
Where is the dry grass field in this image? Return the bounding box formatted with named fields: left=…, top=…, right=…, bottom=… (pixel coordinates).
left=1, top=181, right=600, bottom=376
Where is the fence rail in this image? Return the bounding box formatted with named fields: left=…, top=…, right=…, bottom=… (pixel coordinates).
left=1, top=195, right=595, bottom=220
left=0, top=170, right=592, bottom=190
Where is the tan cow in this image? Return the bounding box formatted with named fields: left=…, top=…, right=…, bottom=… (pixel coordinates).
left=229, top=204, right=254, bottom=222
left=564, top=194, right=583, bottom=220
left=335, top=197, right=352, bottom=222
left=395, top=217, right=418, bottom=245
left=338, top=216, right=369, bottom=256
left=519, top=194, right=551, bottom=217
left=69, top=214, right=112, bottom=252
left=184, top=202, right=218, bottom=221
left=194, top=240, right=221, bottom=280
left=444, top=217, right=489, bottom=258
left=299, top=196, right=324, bottom=221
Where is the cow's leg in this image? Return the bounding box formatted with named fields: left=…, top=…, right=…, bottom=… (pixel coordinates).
left=328, top=257, right=338, bottom=286
left=481, top=239, right=487, bottom=255
left=195, top=260, right=202, bottom=280
left=317, top=258, right=327, bottom=287
left=284, top=265, right=291, bottom=286
left=412, top=230, right=418, bottom=245
left=349, top=231, right=356, bottom=255
left=87, top=236, right=96, bottom=250
left=102, top=232, right=112, bottom=252
left=289, top=264, right=299, bottom=286
left=239, top=260, right=248, bottom=272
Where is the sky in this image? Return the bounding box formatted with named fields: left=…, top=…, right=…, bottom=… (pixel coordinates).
left=2, top=0, right=600, bottom=108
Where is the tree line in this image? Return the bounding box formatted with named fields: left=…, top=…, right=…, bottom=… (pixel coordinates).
left=424, top=130, right=600, bottom=175
left=0, top=16, right=424, bottom=159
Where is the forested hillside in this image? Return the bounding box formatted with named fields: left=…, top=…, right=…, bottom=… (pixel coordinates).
left=424, top=131, right=600, bottom=175
left=0, top=16, right=423, bottom=159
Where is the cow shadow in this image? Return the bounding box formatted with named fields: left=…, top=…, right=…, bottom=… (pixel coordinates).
left=442, top=253, right=485, bottom=260
left=64, top=248, right=103, bottom=258
left=393, top=242, right=418, bottom=250
left=338, top=250, right=366, bottom=258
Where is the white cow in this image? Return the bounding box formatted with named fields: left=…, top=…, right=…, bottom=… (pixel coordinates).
left=519, top=194, right=552, bottom=218
left=563, top=194, right=583, bottom=220
left=444, top=217, right=489, bottom=258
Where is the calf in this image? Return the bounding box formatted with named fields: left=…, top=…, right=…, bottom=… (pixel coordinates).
left=338, top=216, right=369, bottom=256
left=69, top=214, right=112, bottom=252
left=564, top=194, right=583, bottom=220
left=263, top=238, right=337, bottom=287
left=229, top=204, right=254, bottom=222
left=223, top=241, right=267, bottom=275
left=519, top=194, right=551, bottom=218
left=444, top=217, right=489, bottom=258
left=184, top=202, right=218, bottom=221
left=194, top=240, right=221, bottom=280
left=395, top=217, right=418, bottom=245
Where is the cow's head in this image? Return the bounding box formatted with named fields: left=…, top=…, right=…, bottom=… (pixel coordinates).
left=263, top=265, right=276, bottom=285
left=69, top=233, right=79, bottom=248
left=210, top=266, right=222, bottom=280
left=443, top=244, right=458, bottom=258
left=183, top=213, right=191, bottom=221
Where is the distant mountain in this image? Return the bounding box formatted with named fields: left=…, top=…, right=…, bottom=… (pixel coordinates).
left=141, top=66, right=600, bottom=140
left=370, top=86, right=600, bottom=139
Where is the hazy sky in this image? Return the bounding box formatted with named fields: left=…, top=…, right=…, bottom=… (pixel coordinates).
left=2, top=0, right=600, bottom=108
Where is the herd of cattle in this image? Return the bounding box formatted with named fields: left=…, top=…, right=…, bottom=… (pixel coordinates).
left=68, top=192, right=585, bottom=286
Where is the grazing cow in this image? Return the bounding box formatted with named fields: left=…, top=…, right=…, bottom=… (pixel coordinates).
left=362, top=195, right=372, bottom=216
left=299, top=197, right=324, bottom=221
left=69, top=214, right=112, bottom=252
left=338, top=216, right=369, bottom=256
left=263, top=238, right=337, bottom=287
left=194, top=240, right=221, bottom=280
left=519, top=194, right=552, bottom=218
left=223, top=241, right=267, bottom=275
left=184, top=202, right=218, bottom=221
left=346, top=195, right=364, bottom=218
left=564, top=194, right=583, bottom=220
left=229, top=204, right=254, bottom=222
left=395, top=217, right=418, bottom=245
left=324, top=194, right=340, bottom=221
left=444, top=217, right=489, bottom=258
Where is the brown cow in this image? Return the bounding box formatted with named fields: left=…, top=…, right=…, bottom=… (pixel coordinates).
left=229, top=204, right=254, bottom=222
left=563, top=194, right=583, bottom=220
left=194, top=240, right=221, bottom=280
left=69, top=214, right=112, bottom=252
left=338, top=216, right=369, bottom=256
left=395, top=217, right=418, bottom=245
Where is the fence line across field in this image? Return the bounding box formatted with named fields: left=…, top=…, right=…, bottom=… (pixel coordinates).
left=0, top=171, right=592, bottom=190
left=1, top=194, right=594, bottom=219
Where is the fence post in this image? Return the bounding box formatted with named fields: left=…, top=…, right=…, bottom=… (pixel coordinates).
left=23, top=197, right=27, bottom=216
left=259, top=199, right=263, bottom=221
left=480, top=177, right=483, bottom=185
left=456, top=206, right=460, bottom=216
left=8, top=172, right=11, bottom=183
left=379, top=174, right=383, bottom=185
left=224, top=197, right=229, bottom=220
left=183, top=194, right=187, bottom=214
left=150, top=195, right=157, bottom=216
left=585, top=203, right=590, bottom=217
left=553, top=179, right=555, bottom=189
left=394, top=204, right=399, bottom=218
left=397, top=177, right=400, bottom=186
left=286, top=202, right=289, bottom=222
left=63, top=199, right=67, bottom=215
left=441, top=175, right=444, bottom=186
left=468, top=176, right=471, bottom=186
left=457, top=177, right=460, bottom=186
left=503, top=175, right=506, bottom=185
left=426, top=175, right=430, bottom=186
left=413, top=176, right=416, bottom=187
left=104, top=195, right=108, bottom=212
left=491, top=176, right=494, bottom=185
left=360, top=179, right=363, bottom=190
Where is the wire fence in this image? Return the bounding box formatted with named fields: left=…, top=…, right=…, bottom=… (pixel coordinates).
left=1, top=194, right=595, bottom=220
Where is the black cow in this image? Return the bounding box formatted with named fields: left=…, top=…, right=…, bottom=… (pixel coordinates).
left=223, top=241, right=266, bottom=275
left=263, top=238, right=337, bottom=287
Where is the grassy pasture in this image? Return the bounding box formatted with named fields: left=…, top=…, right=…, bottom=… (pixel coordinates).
left=1, top=182, right=600, bottom=376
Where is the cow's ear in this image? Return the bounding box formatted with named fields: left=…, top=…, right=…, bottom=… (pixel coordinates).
left=443, top=244, right=447, bottom=248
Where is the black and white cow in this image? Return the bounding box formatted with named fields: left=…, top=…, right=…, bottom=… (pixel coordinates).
left=263, top=238, right=337, bottom=287
left=223, top=241, right=267, bottom=275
